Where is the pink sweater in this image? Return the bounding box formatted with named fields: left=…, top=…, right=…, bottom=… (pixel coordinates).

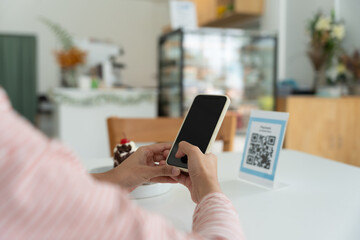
left=0, top=88, right=244, bottom=240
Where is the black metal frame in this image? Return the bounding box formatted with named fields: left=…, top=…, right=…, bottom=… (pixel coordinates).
left=273, top=35, right=278, bottom=111
left=157, top=28, right=184, bottom=117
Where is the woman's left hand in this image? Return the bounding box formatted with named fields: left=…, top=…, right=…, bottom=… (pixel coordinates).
left=92, top=143, right=180, bottom=191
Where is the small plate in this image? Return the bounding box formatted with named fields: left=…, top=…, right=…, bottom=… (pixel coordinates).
left=90, top=166, right=172, bottom=199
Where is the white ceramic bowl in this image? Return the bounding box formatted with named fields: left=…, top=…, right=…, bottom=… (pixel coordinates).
left=130, top=183, right=172, bottom=199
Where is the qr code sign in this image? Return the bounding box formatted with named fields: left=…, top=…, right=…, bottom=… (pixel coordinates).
left=246, top=133, right=276, bottom=169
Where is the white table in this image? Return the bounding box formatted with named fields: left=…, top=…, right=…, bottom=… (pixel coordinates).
left=84, top=149, right=360, bottom=240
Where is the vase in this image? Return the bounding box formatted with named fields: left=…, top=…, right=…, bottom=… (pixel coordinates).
left=61, top=68, right=79, bottom=88
left=307, top=45, right=328, bottom=93
left=313, top=66, right=327, bottom=93
left=351, top=83, right=360, bottom=95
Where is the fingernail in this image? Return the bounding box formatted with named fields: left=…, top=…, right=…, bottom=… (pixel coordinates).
left=172, top=167, right=180, bottom=176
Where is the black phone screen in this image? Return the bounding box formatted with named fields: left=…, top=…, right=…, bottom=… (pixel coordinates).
left=167, top=95, right=228, bottom=169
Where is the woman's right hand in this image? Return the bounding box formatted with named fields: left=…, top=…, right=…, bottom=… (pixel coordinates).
left=174, top=141, right=222, bottom=203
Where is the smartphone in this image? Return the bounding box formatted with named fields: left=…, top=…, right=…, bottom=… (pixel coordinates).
left=166, top=94, right=230, bottom=172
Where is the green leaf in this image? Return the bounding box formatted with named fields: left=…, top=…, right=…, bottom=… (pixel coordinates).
left=331, top=9, right=335, bottom=22
left=39, top=17, right=74, bottom=50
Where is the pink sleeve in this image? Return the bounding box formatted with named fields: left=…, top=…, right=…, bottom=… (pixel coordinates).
left=0, top=88, right=244, bottom=240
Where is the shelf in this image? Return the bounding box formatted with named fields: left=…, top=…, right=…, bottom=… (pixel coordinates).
left=203, top=13, right=260, bottom=28
left=160, top=59, right=178, bottom=68
left=160, top=83, right=180, bottom=88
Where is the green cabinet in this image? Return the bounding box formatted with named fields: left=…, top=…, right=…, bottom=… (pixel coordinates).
left=0, top=34, right=37, bottom=123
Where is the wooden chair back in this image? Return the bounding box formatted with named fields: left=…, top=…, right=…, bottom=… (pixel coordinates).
left=107, top=114, right=236, bottom=156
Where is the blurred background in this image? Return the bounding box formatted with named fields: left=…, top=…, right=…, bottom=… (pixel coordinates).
left=0, top=0, right=359, bottom=167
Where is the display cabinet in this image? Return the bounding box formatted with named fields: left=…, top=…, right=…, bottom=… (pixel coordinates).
left=158, top=28, right=277, bottom=131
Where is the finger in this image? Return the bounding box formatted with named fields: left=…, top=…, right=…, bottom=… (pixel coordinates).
left=145, top=151, right=166, bottom=164
left=146, top=143, right=172, bottom=154
left=145, top=165, right=181, bottom=179
left=150, top=176, right=178, bottom=184
left=146, top=160, right=165, bottom=167
left=175, top=141, right=201, bottom=158
left=206, top=153, right=217, bottom=162
left=163, top=149, right=170, bottom=158
left=174, top=144, right=185, bottom=158
left=173, top=173, right=190, bottom=187
left=148, top=161, right=159, bottom=167
left=146, top=154, right=166, bottom=167
left=158, top=160, right=166, bottom=166
left=153, top=154, right=166, bottom=162
left=145, top=145, right=171, bottom=164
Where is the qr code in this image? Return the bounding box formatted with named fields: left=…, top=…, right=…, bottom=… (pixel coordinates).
left=246, top=133, right=276, bottom=169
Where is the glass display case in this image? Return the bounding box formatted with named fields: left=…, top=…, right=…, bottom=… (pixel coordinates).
left=158, top=28, right=277, bottom=132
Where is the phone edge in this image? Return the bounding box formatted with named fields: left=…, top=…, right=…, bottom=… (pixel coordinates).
left=205, top=95, right=230, bottom=154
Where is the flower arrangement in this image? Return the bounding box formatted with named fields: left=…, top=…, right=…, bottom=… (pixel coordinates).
left=340, top=50, right=360, bottom=80
left=336, top=50, right=360, bottom=94
left=55, top=47, right=86, bottom=69
left=306, top=10, right=345, bottom=91
left=41, top=17, right=86, bottom=87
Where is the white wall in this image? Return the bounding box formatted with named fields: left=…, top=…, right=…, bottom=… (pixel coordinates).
left=3, top=0, right=355, bottom=92
left=260, top=0, right=335, bottom=88
left=337, top=0, right=360, bottom=53
left=0, top=1, right=4, bottom=23
left=259, top=0, right=284, bottom=80
left=260, top=0, right=280, bottom=33
left=284, top=0, right=334, bottom=88
left=0, top=0, right=170, bottom=94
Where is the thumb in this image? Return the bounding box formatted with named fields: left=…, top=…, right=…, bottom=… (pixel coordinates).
left=144, top=165, right=180, bottom=179
left=175, top=141, right=200, bottom=158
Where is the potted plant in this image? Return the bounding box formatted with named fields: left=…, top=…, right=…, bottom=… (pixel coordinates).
left=339, top=50, right=360, bottom=94
left=41, top=18, right=86, bottom=88
left=306, top=10, right=345, bottom=93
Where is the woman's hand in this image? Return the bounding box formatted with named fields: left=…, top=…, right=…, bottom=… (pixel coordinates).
left=172, top=141, right=222, bottom=203
left=92, top=143, right=180, bottom=191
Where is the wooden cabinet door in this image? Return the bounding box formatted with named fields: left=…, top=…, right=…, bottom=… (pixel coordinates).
left=337, top=98, right=360, bottom=166
left=190, top=0, right=217, bottom=26
left=285, top=97, right=340, bottom=161
left=191, top=0, right=264, bottom=26
left=235, top=0, right=264, bottom=15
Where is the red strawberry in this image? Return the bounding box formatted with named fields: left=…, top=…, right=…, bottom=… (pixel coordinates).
left=120, top=138, right=130, bottom=144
